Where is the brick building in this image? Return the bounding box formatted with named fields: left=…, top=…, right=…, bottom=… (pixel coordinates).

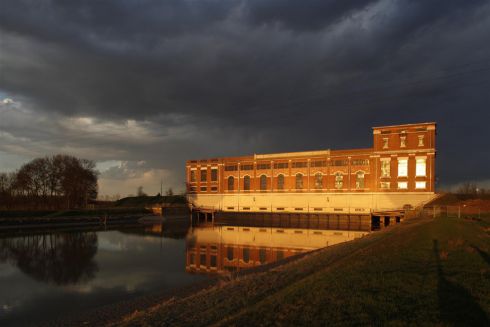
left=186, top=122, right=436, bottom=213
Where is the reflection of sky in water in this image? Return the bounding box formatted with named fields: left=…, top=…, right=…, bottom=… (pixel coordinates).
left=0, top=227, right=205, bottom=326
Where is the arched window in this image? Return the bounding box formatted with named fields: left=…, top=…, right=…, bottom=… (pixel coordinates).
left=335, top=172, right=343, bottom=189
left=243, top=175, right=251, bottom=191
left=295, top=173, right=303, bottom=189
left=228, top=176, right=234, bottom=191
left=277, top=174, right=285, bottom=190
left=356, top=171, right=365, bottom=189
left=260, top=175, right=267, bottom=191
left=315, top=173, right=323, bottom=189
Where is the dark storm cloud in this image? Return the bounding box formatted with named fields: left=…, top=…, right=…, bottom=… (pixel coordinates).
left=1, top=0, right=490, bottom=191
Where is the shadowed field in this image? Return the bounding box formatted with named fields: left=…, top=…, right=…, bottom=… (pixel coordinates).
left=115, top=215, right=489, bottom=326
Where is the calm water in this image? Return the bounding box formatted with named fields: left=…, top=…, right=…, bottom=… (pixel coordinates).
left=0, top=216, right=368, bottom=326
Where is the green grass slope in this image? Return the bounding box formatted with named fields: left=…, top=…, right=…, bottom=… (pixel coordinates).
left=118, top=216, right=489, bottom=326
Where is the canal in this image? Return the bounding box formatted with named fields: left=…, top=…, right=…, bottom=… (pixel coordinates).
left=0, top=216, right=368, bottom=326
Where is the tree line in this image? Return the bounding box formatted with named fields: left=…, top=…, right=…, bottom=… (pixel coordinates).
left=0, top=154, right=98, bottom=210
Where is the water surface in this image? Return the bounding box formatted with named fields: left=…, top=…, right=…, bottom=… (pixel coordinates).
left=0, top=215, right=369, bottom=325
left=0, top=223, right=204, bottom=326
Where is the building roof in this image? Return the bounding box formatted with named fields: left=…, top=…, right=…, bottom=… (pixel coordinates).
left=372, top=122, right=436, bottom=129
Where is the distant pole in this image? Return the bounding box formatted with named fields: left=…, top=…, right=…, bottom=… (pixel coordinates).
left=160, top=178, right=163, bottom=196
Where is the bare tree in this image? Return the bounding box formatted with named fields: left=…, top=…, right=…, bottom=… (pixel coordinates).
left=457, top=182, right=478, bottom=194
left=0, top=154, right=98, bottom=210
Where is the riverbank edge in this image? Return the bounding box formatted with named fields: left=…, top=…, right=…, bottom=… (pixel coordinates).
left=41, top=217, right=422, bottom=327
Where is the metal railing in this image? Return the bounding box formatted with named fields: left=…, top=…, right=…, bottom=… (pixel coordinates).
left=422, top=205, right=485, bottom=219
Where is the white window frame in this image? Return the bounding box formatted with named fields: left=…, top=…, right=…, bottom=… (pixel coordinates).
left=398, top=158, right=408, bottom=177
left=355, top=171, right=365, bottom=189
left=398, top=181, right=408, bottom=189
left=334, top=172, right=343, bottom=189
left=380, top=158, right=391, bottom=177
left=382, top=138, right=389, bottom=149
left=415, top=157, right=426, bottom=177
left=190, top=168, right=197, bottom=183
left=200, top=167, right=208, bottom=182
left=380, top=182, right=390, bottom=189
left=210, top=167, right=218, bottom=182
left=400, top=135, right=406, bottom=148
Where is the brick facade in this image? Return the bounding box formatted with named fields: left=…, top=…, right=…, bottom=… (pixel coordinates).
left=186, top=123, right=436, bottom=196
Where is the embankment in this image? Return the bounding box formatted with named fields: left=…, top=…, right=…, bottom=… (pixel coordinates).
left=0, top=208, right=151, bottom=230
left=113, top=215, right=489, bottom=326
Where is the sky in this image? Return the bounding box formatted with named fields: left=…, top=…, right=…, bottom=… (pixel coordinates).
left=1, top=0, right=490, bottom=197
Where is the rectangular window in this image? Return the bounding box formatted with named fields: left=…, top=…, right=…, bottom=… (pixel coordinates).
left=200, top=186, right=207, bottom=192
left=383, top=138, right=389, bottom=149
left=200, top=254, right=206, bottom=266
left=257, top=163, right=271, bottom=170
left=240, top=164, right=254, bottom=170
left=224, top=165, right=238, bottom=171
left=351, top=159, right=369, bottom=166
left=211, top=186, right=218, bottom=192
left=398, top=159, right=408, bottom=177
left=380, top=182, right=390, bottom=189
left=398, top=181, right=408, bottom=189
left=381, top=159, right=390, bottom=177
left=416, top=181, right=426, bottom=189
left=416, top=158, right=426, bottom=177
left=189, top=253, right=195, bottom=265
left=273, top=162, right=289, bottom=169
left=200, top=169, right=207, bottom=182
left=331, top=160, right=348, bottom=166
left=190, top=170, right=196, bottom=182
left=311, top=160, right=327, bottom=167
left=211, top=168, right=218, bottom=181
left=400, top=135, right=406, bottom=148
left=355, top=172, right=365, bottom=189
left=292, top=162, right=308, bottom=168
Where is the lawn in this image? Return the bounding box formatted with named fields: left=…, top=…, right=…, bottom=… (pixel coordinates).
left=117, top=215, right=489, bottom=326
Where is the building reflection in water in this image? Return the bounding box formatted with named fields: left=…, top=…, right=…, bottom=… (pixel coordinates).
left=186, top=217, right=368, bottom=275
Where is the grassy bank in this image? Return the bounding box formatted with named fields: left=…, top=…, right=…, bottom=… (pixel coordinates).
left=117, top=216, right=489, bottom=326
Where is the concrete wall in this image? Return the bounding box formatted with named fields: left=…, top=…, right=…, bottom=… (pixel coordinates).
left=188, top=192, right=437, bottom=213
